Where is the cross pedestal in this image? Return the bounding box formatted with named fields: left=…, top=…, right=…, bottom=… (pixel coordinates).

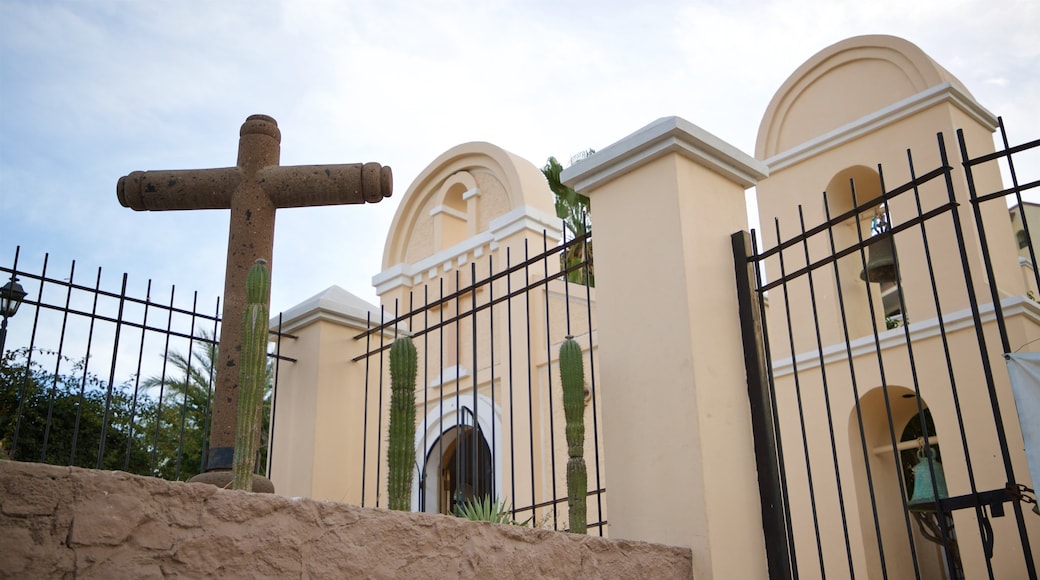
left=118, top=114, right=391, bottom=486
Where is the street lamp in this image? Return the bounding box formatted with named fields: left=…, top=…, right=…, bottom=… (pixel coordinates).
left=0, top=275, right=28, bottom=358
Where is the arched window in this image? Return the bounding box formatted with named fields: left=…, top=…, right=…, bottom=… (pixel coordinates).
left=431, top=171, right=480, bottom=251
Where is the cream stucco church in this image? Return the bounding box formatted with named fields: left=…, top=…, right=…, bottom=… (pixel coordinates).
left=269, top=35, right=1039, bottom=580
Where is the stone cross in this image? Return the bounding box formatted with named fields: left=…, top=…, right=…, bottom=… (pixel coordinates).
left=117, top=114, right=391, bottom=475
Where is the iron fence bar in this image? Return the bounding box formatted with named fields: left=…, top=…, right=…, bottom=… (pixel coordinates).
left=524, top=239, right=537, bottom=524
left=420, top=286, right=430, bottom=513
left=996, top=120, right=1040, bottom=295
left=437, top=278, right=446, bottom=512
left=797, top=206, right=858, bottom=576
left=773, top=216, right=828, bottom=576
left=377, top=302, right=391, bottom=508
left=954, top=128, right=1038, bottom=577
left=513, top=487, right=607, bottom=511
left=898, top=150, right=977, bottom=577
left=960, top=135, right=1040, bottom=167
left=850, top=182, right=925, bottom=580
left=903, top=149, right=985, bottom=576
left=265, top=312, right=284, bottom=477
left=542, top=231, right=560, bottom=530
left=487, top=255, right=497, bottom=503
left=944, top=129, right=1034, bottom=577
left=123, top=280, right=151, bottom=471
left=40, top=258, right=74, bottom=462
left=68, top=267, right=104, bottom=466
left=732, top=230, right=794, bottom=580
left=151, top=285, right=177, bottom=474
left=96, top=273, right=129, bottom=469
left=505, top=248, right=518, bottom=521
left=200, top=298, right=220, bottom=475
left=470, top=263, right=480, bottom=509
left=9, top=248, right=40, bottom=457
left=453, top=272, right=461, bottom=515
left=822, top=192, right=891, bottom=578
left=581, top=229, right=604, bottom=536
left=173, top=293, right=200, bottom=481
left=360, top=310, right=372, bottom=507
left=960, top=129, right=1013, bottom=358
left=879, top=162, right=962, bottom=575
left=972, top=179, right=1040, bottom=206
left=0, top=265, right=223, bottom=325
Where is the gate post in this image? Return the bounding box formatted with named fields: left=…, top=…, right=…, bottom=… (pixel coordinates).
left=732, top=231, right=793, bottom=579
left=562, top=117, right=769, bottom=579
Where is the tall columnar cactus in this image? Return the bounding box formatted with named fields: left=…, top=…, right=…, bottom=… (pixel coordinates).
left=232, top=259, right=271, bottom=491
left=388, top=336, right=418, bottom=511
left=559, top=336, right=587, bottom=533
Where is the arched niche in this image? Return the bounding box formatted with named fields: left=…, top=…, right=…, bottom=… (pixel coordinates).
left=848, top=385, right=950, bottom=580
left=825, top=165, right=893, bottom=337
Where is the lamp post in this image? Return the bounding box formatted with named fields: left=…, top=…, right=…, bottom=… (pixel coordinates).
left=0, top=275, right=28, bottom=359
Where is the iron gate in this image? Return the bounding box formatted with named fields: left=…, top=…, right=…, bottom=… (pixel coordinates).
left=735, top=120, right=1039, bottom=579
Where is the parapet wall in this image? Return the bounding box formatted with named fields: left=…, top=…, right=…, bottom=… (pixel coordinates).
left=0, top=461, right=692, bottom=578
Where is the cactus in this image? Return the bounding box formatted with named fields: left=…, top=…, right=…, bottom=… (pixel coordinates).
left=559, top=335, right=587, bottom=533
left=232, top=259, right=271, bottom=491
left=388, top=336, right=418, bottom=510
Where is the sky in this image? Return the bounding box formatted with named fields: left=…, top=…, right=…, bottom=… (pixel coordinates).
left=2, top=0, right=1038, bottom=321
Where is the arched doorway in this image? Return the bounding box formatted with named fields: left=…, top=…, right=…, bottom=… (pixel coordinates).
left=421, top=423, right=493, bottom=515
left=413, top=395, right=502, bottom=514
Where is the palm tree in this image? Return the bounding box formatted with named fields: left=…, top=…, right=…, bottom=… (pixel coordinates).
left=138, top=329, right=274, bottom=481
left=139, top=330, right=218, bottom=481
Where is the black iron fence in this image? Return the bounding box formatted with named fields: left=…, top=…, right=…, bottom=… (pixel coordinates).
left=351, top=229, right=605, bottom=534
left=736, top=119, right=1039, bottom=579
left=0, top=247, right=288, bottom=482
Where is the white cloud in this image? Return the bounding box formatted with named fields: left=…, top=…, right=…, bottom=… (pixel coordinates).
left=1, top=0, right=1037, bottom=318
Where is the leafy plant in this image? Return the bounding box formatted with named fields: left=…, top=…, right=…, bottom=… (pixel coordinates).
left=885, top=315, right=909, bottom=330
left=543, top=155, right=594, bottom=286
left=453, top=494, right=531, bottom=526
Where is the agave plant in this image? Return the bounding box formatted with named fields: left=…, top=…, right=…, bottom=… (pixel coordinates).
left=453, top=494, right=531, bottom=526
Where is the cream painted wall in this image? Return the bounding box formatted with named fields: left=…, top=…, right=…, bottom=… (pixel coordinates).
left=269, top=33, right=1038, bottom=580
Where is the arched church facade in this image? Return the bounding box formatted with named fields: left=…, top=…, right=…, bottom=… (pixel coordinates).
left=269, top=34, right=1037, bottom=578
left=372, top=142, right=603, bottom=523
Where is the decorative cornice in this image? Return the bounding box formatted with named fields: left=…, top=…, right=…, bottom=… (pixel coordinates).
left=372, top=205, right=562, bottom=295
left=561, top=116, right=767, bottom=193
left=771, top=295, right=1040, bottom=377
left=273, top=285, right=402, bottom=335
left=764, top=83, right=998, bottom=173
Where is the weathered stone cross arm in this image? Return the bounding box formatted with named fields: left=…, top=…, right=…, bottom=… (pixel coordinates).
left=116, top=130, right=392, bottom=210
left=114, top=114, right=392, bottom=481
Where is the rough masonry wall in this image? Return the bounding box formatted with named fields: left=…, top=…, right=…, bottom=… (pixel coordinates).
left=0, top=461, right=693, bottom=579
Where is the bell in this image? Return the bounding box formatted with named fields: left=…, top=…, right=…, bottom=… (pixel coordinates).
left=860, top=237, right=897, bottom=284
left=907, top=448, right=950, bottom=512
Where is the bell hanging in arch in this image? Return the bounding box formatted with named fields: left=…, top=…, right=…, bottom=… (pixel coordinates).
left=860, top=237, right=897, bottom=284
left=907, top=448, right=950, bottom=512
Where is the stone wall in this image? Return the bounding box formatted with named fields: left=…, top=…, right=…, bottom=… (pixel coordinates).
left=0, top=461, right=693, bottom=578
